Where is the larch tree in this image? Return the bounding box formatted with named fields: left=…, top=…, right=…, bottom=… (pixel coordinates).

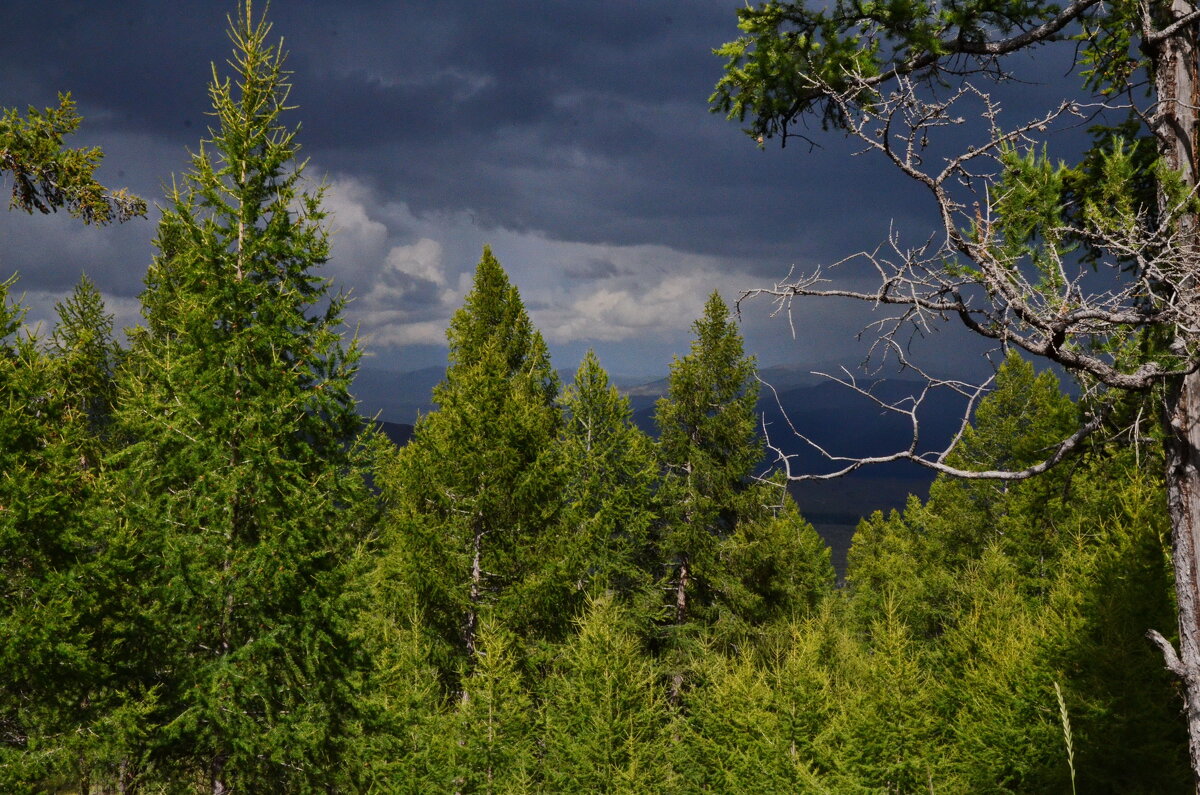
left=538, top=593, right=670, bottom=792
left=841, top=356, right=1187, bottom=787
left=540, top=350, right=661, bottom=636
left=713, top=0, right=1200, bottom=777
left=444, top=619, right=538, bottom=793
left=107, top=4, right=369, bottom=790
left=47, top=275, right=123, bottom=453
left=0, top=72, right=143, bottom=791
left=654, top=291, right=766, bottom=696
left=374, top=247, right=561, bottom=682
left=0, top=279, right=151, bottom=794
left=0, top=284, right=102, bottom=790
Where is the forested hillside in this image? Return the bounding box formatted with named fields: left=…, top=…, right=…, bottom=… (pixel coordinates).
left=1, top=2, right=1195, bottom=792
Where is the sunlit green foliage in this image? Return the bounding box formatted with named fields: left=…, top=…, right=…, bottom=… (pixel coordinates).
left=2, top=1, right=1194, bottom=789
left=540, top=351, right=661, bottom=631
left=373, top=247, right=561, bottom=680
left=540, top=594, right=669, bottom=793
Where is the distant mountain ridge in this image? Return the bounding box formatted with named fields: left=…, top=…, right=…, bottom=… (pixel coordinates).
left=355, top=363, right=960, bottom=498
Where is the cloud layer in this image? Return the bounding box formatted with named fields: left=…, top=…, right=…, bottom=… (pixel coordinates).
left=0, top=0, right=1025, bottom=380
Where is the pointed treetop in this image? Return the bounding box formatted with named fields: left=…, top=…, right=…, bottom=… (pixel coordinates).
left=212, top=0, right=292, bottom=143
left=657, top=288, right=761, bottom=500
left=664, top=290, right=756, bottom=415
left=692, top=291, right=745, bottom=359
left=141, top=0, right=331, bottom=324
left=446, top=246, right=551, bottom=384
left=568, top=349, right=611, bottom=398
left=561, top=349, right=640, bottom=450
left=49, top=274, right=114, bottom=356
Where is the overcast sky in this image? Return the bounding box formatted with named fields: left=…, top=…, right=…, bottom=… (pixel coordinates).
left=1, top=0, right=1061, bottom=387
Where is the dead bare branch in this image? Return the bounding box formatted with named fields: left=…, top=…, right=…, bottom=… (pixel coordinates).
left=744, top=72, right=1181, bottom=482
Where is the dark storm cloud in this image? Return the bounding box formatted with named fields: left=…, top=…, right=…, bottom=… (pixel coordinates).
left=0, top=0, right=1084, bottom=378
left=0, top=0, right=929, bottom=275
left=568, top=258, right=624, bottom=280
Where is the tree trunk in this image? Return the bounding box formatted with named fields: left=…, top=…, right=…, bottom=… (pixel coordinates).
left=211, top=752, right=228, bottom=795
left=465, top=520, right=484, bottom=661
left=675, top=557, right=689, bottom=625
left=669, top=558, right=689, bottom=704
left=1150, top=0, right=1200, bottom=783
left=1161, top=372, right=1200, bottom=778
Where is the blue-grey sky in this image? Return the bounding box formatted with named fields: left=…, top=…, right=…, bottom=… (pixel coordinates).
left=1, top=0, right=1059, bottom=386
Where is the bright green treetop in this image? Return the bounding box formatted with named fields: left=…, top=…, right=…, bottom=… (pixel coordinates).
left=542, top=350, right=660, bottom=629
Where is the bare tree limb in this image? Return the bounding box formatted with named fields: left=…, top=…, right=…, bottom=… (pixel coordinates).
left=1148, top=629, right=1189, bottom=679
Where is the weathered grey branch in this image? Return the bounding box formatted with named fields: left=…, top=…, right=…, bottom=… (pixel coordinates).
left=1148, top=629, right=1189, bottom=678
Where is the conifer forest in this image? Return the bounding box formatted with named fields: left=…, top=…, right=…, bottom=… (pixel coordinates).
left=7, top=1, right=1200, bottom=792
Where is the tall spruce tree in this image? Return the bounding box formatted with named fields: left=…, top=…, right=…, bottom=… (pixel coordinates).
left=107, top=5, right=368, bottom=790
left=374, top=247, right=560, bottom=680
left=656, top=292, right=762, bottom=634
left=536, top=350, right=660, bottom=636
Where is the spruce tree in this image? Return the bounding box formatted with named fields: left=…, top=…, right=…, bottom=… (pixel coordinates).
left=0, top=284, right=81, bottom=788
left=108, top=5, right=368, bottom=789
left=712, top=482, right=834, bottom=639
left=655, top=291, right=783, bottom=699
left=536, top=350, right=660, bottom=636
left=47, top=275, right=122, bottom=452
left=375, top=247, right=560, bottom=678
left=656, top=292, right=761, bottom=626
left=0, top=279, right=149, bottom=792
